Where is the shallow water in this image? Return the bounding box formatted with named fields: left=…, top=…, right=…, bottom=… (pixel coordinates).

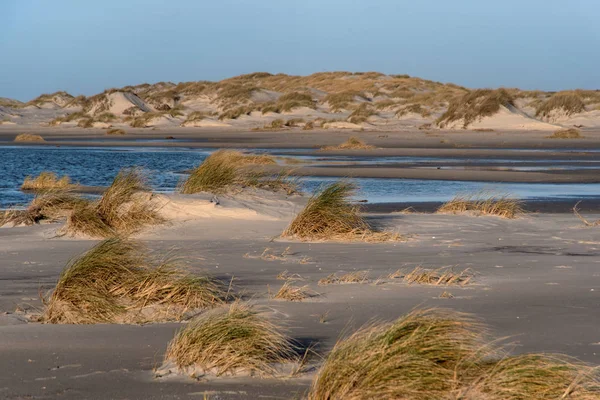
left=1, top=146, right=599, bottom=208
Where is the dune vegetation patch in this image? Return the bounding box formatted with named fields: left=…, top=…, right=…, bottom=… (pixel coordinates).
left=272, top=281, right=314, bottom=301
left=536, top=92, right=586, bottom=120
left=106, top=128, right=126, bottom=135
left=42, top=238, right=224, bottom=324
left=162, top=302, right=297, bottom=378
left=1, top=191, right=85, bottom=227
left=437, top=192, right=524, bottom=219
left=323, top=91, right=366, bottom=112
left=21, top=172, right=75, bottom=191
left=547, top=128, right=583, bottom=139
left=347, top=103, right=378, bottom=124
left=281, top=182, right=399, bottom=242
left=307, top=308, right=600, bottom=400
left=318, top=270, right=370, bottom=286
left=321, top=136, right=375, bottom=151
left=65, top=168, right=163, bottom=237
left=180, top=149, right=296, bottom=195
left=573, top=201, right=600, bottom=227
left=395, top=103, right=432, bottom=118
left=14, top=133, right=45, bottom=142
left=436, top=89, right=515, bottom=128
left=260, top=92, right=315, bottom=114
left=389, top=266, right=474, bottom=286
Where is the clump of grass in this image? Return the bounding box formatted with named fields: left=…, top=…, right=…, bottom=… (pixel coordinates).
left=163, top=302, right=296, bottom=377
left=282, top=182, right=398, bottom=242
left=218, top=105, right=254, bottom=120
left=21, top=172, right=73, bottom=191
left=318, top=271, right=369, bottom=285
left=96, top=112, right=117, bottom=123
left=396, top=103, right=432, bottom=118
left=65, top=168, right=163, bottom=237
left=347, top=103, right=378, bottom=124
left=536, top=92, right=585, bottom=120
left=323, top=91, right=365, bottom=112
left=321, top=136, right=375, bottom=150
left=273, top=281, right=313, bottom=301
left=437, top=192, right=524, bottom=219
left=285, top=118, right=305, bottom=127
left=261, top=92, right=315, bottom=114
left=573, top=201, right=600, bottom=226
left=43, top=238, right=224, bottom=324
left=303, top=121, right=314, bottom=130
left=182, top=111, right=209, bottom=124
left=390, top=266, right=474, bottom=286
left=180, top=150, right=295, bottom=195
left=14, top=133, right=45, bottom=142
left=436, top=89, right=515, bottom=128
left=1, top=191, right=85, bottom=227
left=263, top=119, right=285, bottom=129
left=308, top=308, right=600, bottom=399
left=129, top=112, right=164, bottom=128
left=547, top=128, right=583, bottom=139
left=77, top=117, right=94, bottom=128
left=106, top=128, right=126, bottom=135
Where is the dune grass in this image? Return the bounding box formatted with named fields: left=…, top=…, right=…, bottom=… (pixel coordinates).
left=318, top=271, right=370, bottom=286
left=14, top=133, right=45, bottom=142
left=43, top=238, right=224, bottom=324
left=395, top=103, right=432, bottom=118
left=260, top=92, right=315, bottom=114
left=164, top=302, right=296, bottom=377
left=180, top=150, right=296, bottom=195
left=323, top=91, right=365, bottom=112
left=321, top=136, right=375, bottom=151
left=308, top=308, right=600, bottom=400
left=106, top=128, right=126, bottom=135
left=547, top=128, right=583, bottom=139
left=536, top=92, right=586, bottom=119
left=437, top=192, right=524, bottom=219
left=573, top=201, right=600, bottom=227
left=21, top=172, right=73, bottom=191
left=273, top=281, right=313, bottom=301
left=390, top=266, right=474, bottom=286
left=1, top=191, right=85, bottom=227
left=282, top=182, right=397, bottom=242
left=65, top=168, right=163, bottom=237
left=218, top=105, right=254, bottom=120
left=347, top=103, right=378, bottom=124
left=436, top=89, right=515, bottom=128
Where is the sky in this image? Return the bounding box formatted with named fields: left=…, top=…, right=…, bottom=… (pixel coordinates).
left=1, top=0, right=599, bottom=101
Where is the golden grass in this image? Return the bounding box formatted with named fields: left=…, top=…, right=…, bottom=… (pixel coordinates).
left=21, top=172, right=73, bottom=191
left=43, top=238, right=224, bottom=324
left=321, top=136, right=375, bottom=151
left=536, top=92, right=586, bottom=119
left=307, top=308, right=600, bottom=400
left=390, top=266, right=474, bottom=286
left=547, top=128, right=583, bottom=139
left=437, top=89, right=515, bottom=128
left=217, top=105, right=254, bottom=120
left=164, top=302, right=296, bottom=377
left=260, top=92, right=315, bottom=114
left=106, top=128, right=126, bottom=135
left=323, top=91, right=365, bottom=112
left=573, top=201, right=600, bottom=226
left=14, top=133, right=45, bottom=142
left=437, top=193, right=524, bottom=219
left=180, top=150, right=296, bottom=195
left=396, top=103, right=432, bottom=118
left=318, top=270, right=369, bottom=285
left=77, top=117, right=94, bottom=128
left=282, top=182, right=399, bottom=242
left=273, top=281, right=313, bottom=301
left=347, top=103, right=378, bottom=124
left=1, top=191, right=85, bottom=227
left=65, top=168, right=163, bottom=237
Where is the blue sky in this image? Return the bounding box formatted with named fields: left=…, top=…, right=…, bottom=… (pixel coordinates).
left=2, top=0, right=599, bottom=101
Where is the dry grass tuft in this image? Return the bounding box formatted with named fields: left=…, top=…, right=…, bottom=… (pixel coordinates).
left=1, top=191, right=85, bottom=227
left=436, top=89, right=515, bottom=128
left=43, top=238, right=224, bottom=324
left=347, top=103, right=378, bottom=124
left=573, top=201, right=600, bottom=226
left=323, top=91, right=365, bottom=112
left=308, top=308, right=600, bottom=399
left=321, top=136, right=375, bottom=151
left=536, top=92, right=586, bottom=119
left=180, top=150, right=296, bottom=195
left=437, top=192, right=524, bottom=219
left=318, top=270, right=370, bottom=286
left=273, top=281, right=314, bottom=301
left=396, top=103, right=432, bottom=118
left=547, top=128, right=583, bottom=139
left=65, top=168, right=163, bottom=237
left=282, top=182, right=398, bottom=242
left=390, top=266, right=474, bottom=286
left=106, top=128, right=126, bottom=135
left=21, top=172, right=73, bottom=191
left=14, top=133, right=45, bottom=142
left=164, top=302, right=296, bottom=377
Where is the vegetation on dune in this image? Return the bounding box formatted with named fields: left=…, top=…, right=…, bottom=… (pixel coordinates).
left=389, top=266, right=474, bottom=286
left=347, top=103, right=378, bottom=124
left=281, top=182, right=398, bottom=242
left=182, top=111, right=211, bottom=125
left=437, top=192, right=524, bottom=218
left=308, top=308, right=600, bottom=400
left=547, top=128, right=583, bottom=139
left=260, top=92, right=315, bottom=114
left=536, top=92, right=586, bottom=120
left=218, top=105, right=254, bottom=120
left=321, top=136, right=375, bottom=150
left=436, top=89, right=515, bottom=128
left=395, top=103, right=432, bottom=118
left=273, top=281, right=313, bottom=301
left=106, top=128, right=126, bottom=135
left=14, top=133, right=45, bottom=142
left=77, top=117, right=94, bottom=128
left=318, top=271, right=370, bottom=285
left=180, top=150, right=296, bottom=195
left=21, top=172, right=74, bottom=191
left=164, top=302, right=296, bottom=377
left=323, top=91, right=366, bottom=112
left=1, top=191, right=85, bottom=227
left=43, top=238, right=225, bottom=324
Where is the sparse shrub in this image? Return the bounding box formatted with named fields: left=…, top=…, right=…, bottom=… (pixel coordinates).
left=303, top=121, right=314, bottom=130
left=77, top=117, right=94, bottom=128
left=536, top=92, right=585, bottom=120
left=106, top=128, right=126, bottom=135
left=1, top=191, right=85, bottom=227
left=321, top=136, right=375, bottom=150
left=436, top=89, right=515, bottom=128
left=21, top=172, right=73, bottom=191
left=437, top=192, right=524, bottom=218
left=546, top=128, right=583, bottom=139
left=14, top=133, right=45, bottom=142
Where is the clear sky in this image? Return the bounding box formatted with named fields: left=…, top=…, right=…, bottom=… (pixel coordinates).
left=2, top=0, right=599, bottom=101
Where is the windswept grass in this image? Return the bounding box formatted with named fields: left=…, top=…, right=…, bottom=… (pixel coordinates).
left=318, top=271, right=369, bottom=285
left=347, top=103, right=378, bottom=124
left=21, top=172, right=73, bottom=191
left=536, top=92, right=586, bottom=120
left=573, top=201, right=600, bottom=227
left=323, top=91, right=365, bottom=112
left=437, top=192, right=524, bottom=219
left=308, top=308, right=600, bottom=400
left=273, top=281, right=313, bottom=301
left=180, top=150, right=296, bottom=195
left=281, top=182, right=398, bottom=242
left=390, top=266, right=474, bottom=286
left=547, top=128, right=583, bottom=139
left=164, top=302, right=296, bottom=377
left=14, top=133, right=45, bottom=142
left=261, top=92, right=315, bottom=114
left=218, top=105, right=254, bottom=120
left=43, top=238, right=224, bottom=324
left=321, top=137, right=375, bottom=150
left=396, top=103, right=432, bottom=118
left=436, top=89, right=515, bottom=128
left=1, top=191, right=85, bottom=227
left=65, top=168, right=163, bottom=237
left=106, top=128, right=126, bottom=135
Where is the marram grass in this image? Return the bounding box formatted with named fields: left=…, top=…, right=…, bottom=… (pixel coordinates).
left=437, top=192, right=524, bottom=219
left=21, top=171, right=73, bottom=191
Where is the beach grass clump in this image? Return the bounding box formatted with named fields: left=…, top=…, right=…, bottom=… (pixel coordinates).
left=323, top=91, right=365, bottom=112
left=182, top=111, right=209, bottom=124
left=318, top=271, right=370, bottom=286
left=536, top=92, right=586, bottom=120
left=180, top=150, right=296, bottom=195
left=77, top=117, right=94, bottom=128
left=437, top=192, right=524, bottom=219
left=281, top=182, right=397, bottom=242
left=43, top=238, right=224, bottom=324
left=396, top=103, right=432, bottom=118
left=14, top=133, right=45, bottom=142
left=273, top=281, right=313, bottom=301
left=436, top=89, right=515, bottom=128
left=21, top=172, right=73, bottom=191
left=106, top=128, right=126, bottom=135
left=321, top=136, right=375, bottom=151
left=96, top=112, right=117, bottom=123
left=547, top=128, right=583, bottom=139
left=347, top=103, right=378, bottom=124
left=163, top=302, right=296, bottom=377
left=1, top=191, right=85, bottom=227
left=261, top=92, right=315, bottom=114
left=218, top=105, right=254, bottom=120
left=390, top=266, right=474, bottom=286
left=65, top=168, right=163, bottom=237
left=308, top=308, right=600, bottom=399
